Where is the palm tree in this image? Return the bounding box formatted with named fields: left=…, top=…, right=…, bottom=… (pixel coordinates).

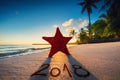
left=101, top=0, right=120, bottom=38
left=99, top=11, right=111, bottom=24
left=68, top=27, right=78, bottom=42
left=69, top=29, right=77, bottom=37
left=78, top=0, right=100, bottom=38
left=78, top=28, right=89, bottom=43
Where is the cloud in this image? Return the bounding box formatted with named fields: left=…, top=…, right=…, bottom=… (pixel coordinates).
left=77, top=19, right=88, bottom=28
left=62, top=19, right=88, bottom=28
left=62, top=19, right=75, bottom=27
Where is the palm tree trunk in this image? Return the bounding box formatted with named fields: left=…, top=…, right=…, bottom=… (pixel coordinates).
left=88, top=12, right=91, bottom=38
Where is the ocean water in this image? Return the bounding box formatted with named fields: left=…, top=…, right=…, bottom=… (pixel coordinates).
left=0, top=44, right=50, bottom=58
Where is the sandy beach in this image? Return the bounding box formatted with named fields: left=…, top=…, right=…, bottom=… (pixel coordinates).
left=0, top=42, right=120, bottom=80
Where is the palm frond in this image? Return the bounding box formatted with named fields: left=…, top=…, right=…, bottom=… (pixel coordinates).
left=81, top=5, right=87, bottom=14
left=100, top=5, right=105, bottom=11
left=91, top=3, right=98, bottom=9
left=104, top=0, right=112, bottom=6
left=100, top=0, right=113, bottom=11
left=77, top=2, right=85, bottom=6
left=99, top=14, right=107, bottom=18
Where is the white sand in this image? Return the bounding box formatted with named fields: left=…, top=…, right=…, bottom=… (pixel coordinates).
left=0, top=42, right=120, bottom=80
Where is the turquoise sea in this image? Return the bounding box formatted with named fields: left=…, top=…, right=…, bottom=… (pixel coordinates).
left=0, top=44, right=50, bottom=58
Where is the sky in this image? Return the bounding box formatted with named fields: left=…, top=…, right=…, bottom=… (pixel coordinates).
left=0, top=0, right=104, bottom=44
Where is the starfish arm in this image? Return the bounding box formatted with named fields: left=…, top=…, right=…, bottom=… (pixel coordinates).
left=64, top=37, right=72, bottom=44
left=42, top=37, right=53, bottom=44
left=55, top=27, right=63, bottom=37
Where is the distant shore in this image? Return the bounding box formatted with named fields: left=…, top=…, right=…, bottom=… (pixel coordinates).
left=32, top=42, right=76, bottom=45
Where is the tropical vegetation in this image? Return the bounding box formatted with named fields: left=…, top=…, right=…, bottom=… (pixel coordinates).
left=78, top=0, right=100, bottom=38
left=75, top=0, right=120, bottom=44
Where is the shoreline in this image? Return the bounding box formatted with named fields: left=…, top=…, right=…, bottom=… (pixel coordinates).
left=0, top=46, right=50, bottom=59
left=0, top=42, right=120, bottom=80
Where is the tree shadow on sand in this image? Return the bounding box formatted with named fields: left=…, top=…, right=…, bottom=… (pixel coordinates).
left=29, top=54, right=98, bottom=80
left=67, top=55, right=98, bottom=80
left=29, top=58, right=51, bottom=80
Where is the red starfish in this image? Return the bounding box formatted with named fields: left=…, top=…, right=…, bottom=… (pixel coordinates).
left=42, top=27, right=72, bottom=57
